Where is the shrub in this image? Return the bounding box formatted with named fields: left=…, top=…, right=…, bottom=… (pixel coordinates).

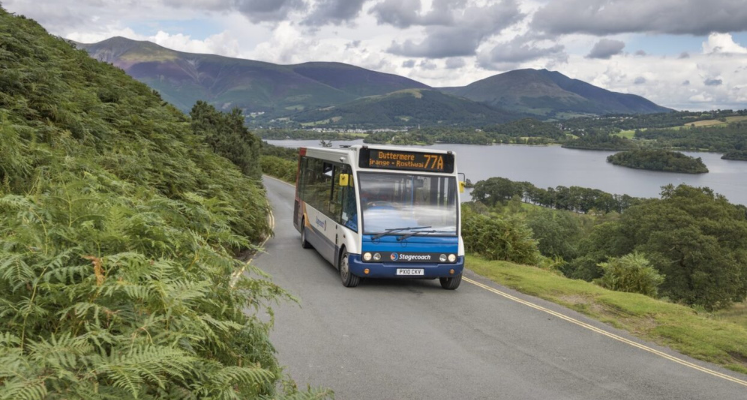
left=594, top=252, right=664, bottom=297
left=462, top=207, right=540, bottom=265
left=261, top=155, right=297, bottom=183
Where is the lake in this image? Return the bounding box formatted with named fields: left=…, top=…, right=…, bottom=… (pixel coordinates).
left=266, top=139, right=747, bottom=206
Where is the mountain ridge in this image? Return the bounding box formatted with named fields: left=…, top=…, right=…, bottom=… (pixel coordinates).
left=442, top=68, right=672, bottom=117
left=77, top=37, right=673, bottom=126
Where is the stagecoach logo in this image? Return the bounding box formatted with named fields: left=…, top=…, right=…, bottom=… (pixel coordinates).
left=390, top=252, right=399, bottom=261
left=315, top=216, right=326, bottom=231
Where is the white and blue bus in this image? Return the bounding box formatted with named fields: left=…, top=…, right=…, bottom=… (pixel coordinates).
left=293, top=145, right=465, bottom=289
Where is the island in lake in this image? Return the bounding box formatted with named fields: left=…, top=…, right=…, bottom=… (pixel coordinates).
left=607, top=150, right=709, bottom=174
left=722, top=150, right=747, bottom=161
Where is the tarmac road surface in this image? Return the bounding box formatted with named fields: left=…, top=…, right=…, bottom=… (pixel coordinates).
left=251, top=176, right=747, bottom=400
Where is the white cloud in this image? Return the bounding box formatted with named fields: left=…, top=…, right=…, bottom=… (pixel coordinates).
left=703, top=33, right=747, bottom=54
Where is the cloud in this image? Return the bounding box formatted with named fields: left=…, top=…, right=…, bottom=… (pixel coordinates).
left=531, top=0, right=747, bottom=36
left=445, top=57, right=465, bottom=69
left=634, top=76, right=646, bottom=84
left=418, top=60, right=437, bottom=70
left=234, top=0, right=307, bottom=23
left=702, top=33, right=747, bottom=54
left=683, top=80, right=690, bottom=85
left=478, top=36, right=566, bottom=70
left=704, top=78, right=723, bottom=86
left=303, top=0, right=367, bottom=26
left=369, top=0, right=465, bottom=29
left=635, top=50, right=647, bottom=56
left=586, top=39, right=625, bottom=59
left=401, top=59, right=415, bottom=68
left=150, top=30, right=241, bottom=57
left=385, top=0, right=524, bottom=58
left=678, top=52, right=690, bottom=59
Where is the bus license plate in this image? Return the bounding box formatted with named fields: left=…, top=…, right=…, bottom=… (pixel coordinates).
left=397, top=269, right=424, bottom=276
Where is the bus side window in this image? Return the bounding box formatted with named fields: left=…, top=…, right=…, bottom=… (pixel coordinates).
left=329, top=165, right=342, bottom=221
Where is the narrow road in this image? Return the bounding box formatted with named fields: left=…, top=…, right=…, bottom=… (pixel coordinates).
left=253, top=176, right=747, bottom=399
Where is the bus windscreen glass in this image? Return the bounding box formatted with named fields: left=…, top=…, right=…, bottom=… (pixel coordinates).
left=358, top=172, right=457, bottom=235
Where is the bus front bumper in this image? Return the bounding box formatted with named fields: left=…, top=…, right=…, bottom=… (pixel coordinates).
left=347, top=254, right=464, bottom=279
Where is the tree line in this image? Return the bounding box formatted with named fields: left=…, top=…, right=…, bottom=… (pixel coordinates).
left=471, top=177, right=641, bottom=214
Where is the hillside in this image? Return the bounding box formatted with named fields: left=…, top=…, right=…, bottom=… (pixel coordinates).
left=0, top=8, right=315, bottom=398
left=77, top=37, right=428, bottom=117
left=441, top=69, right=672, bottom=118
left=291, top=88, right=520, bottom=127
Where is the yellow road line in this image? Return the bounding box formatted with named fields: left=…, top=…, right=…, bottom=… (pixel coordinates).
left=463, top=277, right=747, bottom=388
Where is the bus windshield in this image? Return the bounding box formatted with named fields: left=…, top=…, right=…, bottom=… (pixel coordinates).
left=358, top=172, right=458, bottom=236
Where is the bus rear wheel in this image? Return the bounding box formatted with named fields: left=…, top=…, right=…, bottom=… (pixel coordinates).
left=440, top=273, right=462, bottom=290
left=300, top=223, right=312, bottom=249
left=339, top=249, right=360, bottom=287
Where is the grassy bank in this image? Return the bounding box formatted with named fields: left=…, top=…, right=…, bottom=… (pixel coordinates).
left=467, top=255, right=747, bottom=375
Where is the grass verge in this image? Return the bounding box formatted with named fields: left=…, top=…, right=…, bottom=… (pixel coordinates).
left=467, top=255, right=747, bottom=375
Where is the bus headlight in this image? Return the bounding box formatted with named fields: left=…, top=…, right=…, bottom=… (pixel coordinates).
left=448, top=254, right=456, bottom=263
left=363, top=252, right=372, bottom=261
left=439, top=254, right=447, bottom=262
left=373, top=253, right=381, bottom=261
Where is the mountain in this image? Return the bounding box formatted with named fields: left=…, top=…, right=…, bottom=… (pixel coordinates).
left=77, top=37, right=428, bottom=116
left=440, top=69, right=672, bottom=118
left=291, top=88, right=520, bottom=127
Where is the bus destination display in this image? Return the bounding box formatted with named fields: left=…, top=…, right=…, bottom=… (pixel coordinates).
left=359, top=148, right=454, bottom=173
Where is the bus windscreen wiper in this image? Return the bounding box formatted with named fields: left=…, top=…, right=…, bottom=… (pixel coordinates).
left=372, top=226, right=431, bottom=240
left=396, top=230, right=444, bottom=241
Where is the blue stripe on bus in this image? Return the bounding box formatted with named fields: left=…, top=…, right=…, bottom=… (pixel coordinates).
left=361, top=234, right=458, bottom=254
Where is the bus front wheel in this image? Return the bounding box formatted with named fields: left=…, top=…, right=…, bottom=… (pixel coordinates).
left=440, top=273, right=462, bottom=290
left=301, top=223, right=312, bottom=249
left=339, top=249, right=360, bottom=288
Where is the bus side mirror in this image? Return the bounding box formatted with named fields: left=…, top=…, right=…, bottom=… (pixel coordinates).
left=339, top=173, right=350, bottom=187
left=459, top=181, right=465, bottom=193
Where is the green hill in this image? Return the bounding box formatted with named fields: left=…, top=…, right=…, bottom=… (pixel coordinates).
left=441, top=69, right=672, bottom=118
left=292, top=88, right=520, bottom=127
left=0, top=8, right=317, bottom=398
left=77, top=37, right=428, bottom=117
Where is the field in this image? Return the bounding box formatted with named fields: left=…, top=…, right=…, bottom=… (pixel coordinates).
left=467, top=255, right=747, bottom=374
left=682, top=115, right=747, bottom=128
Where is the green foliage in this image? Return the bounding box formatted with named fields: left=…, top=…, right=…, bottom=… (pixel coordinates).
left=461, top=206, right=540, bottom=265
left=595, top=253, right=664, bottom=297
left=472, top=176, right=639, bottom=213
left=571, top=185, right=747, bottom=310
left=636, top=121, right=747, bottom=153
left=562, top=132, right=639, bottom=151
left=607, top=150, right=708, bottom=174
left=261, top=156, right=297, bottom=183
left=525, top=208, right=581, bottom=261
left=721, top=150, right=747, bottom=161
left=0, top=8, right=329, bottom=398
left=190, top=101, right=262, bottom=179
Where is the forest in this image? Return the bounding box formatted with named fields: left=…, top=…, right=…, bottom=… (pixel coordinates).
left=0, top=8, right=326, bottom=399
left=607, top=150, right=709, bottom=173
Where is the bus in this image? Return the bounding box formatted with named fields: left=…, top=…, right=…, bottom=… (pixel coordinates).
left=293, top=145, right=465, bottom=289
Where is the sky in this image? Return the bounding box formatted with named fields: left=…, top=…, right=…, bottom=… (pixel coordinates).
left=4, top=0, right=747, bottom=111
